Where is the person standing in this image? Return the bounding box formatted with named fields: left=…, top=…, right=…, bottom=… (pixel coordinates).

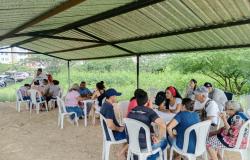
left=32, top=68, right=47, bottom=85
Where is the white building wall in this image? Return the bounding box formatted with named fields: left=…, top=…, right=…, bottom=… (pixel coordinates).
left=0, top=47, right=28, bottom=64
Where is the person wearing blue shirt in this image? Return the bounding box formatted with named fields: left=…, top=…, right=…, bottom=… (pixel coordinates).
left=79, top=81, right=92, bottom=97
left=100, top=88, right=127, bottom=160
left=167, top=98, right=200, bottom=158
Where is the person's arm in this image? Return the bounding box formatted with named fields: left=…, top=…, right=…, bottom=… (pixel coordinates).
left=206, top=102, right=219, bottom=124
left=106, top=119, right=124, bottom=132
left=154, top=117, right=166, bottom=139
left=167, top=119, right=178, bottom=138
left=175, top=104, right=182, bottom=113
left=219, top=113, right=230, bottom=131
left=91, top=90, right=99, bottom=99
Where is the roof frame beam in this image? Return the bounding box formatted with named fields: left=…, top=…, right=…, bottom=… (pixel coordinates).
left=11, top=0, right=164, bottom=46
left=16, top=46, right=67, bottom=61
left=69, top=44, right=250, bottom=61
left=72, top=28, right=136, bottom=54
left=111, top=18, right=250, bottom=44
left=12, top=33, right=103, bottom=43
left=41, top=18, right=250, bottom=54
left=0, top=51, right=34, bottom=54
left=0, top=0, right=86, bottom=41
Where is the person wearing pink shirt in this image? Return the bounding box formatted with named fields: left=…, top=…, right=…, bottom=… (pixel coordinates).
left=126, top=89, right=141, bottom=116
left=127, top=89, right=154, bottom=117
left=65, top=83, right=84, bottom=120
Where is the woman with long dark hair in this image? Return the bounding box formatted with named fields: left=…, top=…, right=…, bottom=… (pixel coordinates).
left=185, top=79, right=197, bottom=100
left=165, top=86, right=182, bottom=113
left=92, top=81, right=105, bottom=107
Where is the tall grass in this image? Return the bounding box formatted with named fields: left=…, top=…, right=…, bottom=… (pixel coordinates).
left=0, top=69, right=215, bottom=102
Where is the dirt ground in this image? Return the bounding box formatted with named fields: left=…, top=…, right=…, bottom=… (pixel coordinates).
left=0, top=102, right=245, bottom=160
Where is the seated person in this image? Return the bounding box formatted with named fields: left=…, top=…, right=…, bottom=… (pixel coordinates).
left=79, top=81, right=92, bottom=98
left=194, top=86, right=220, bottom=127
left=204, top=82, right=228, bottom=111
left=31, top=80, right=45, bottom=100
left=18, top=84, right=31, bottom=100
left=167, top=98, right=200, bottom=156
left=165, top=86, right=182, bottom=113
left=184, top=79, right=197, bottom=100
left=127, top=89, right=168, bottom=160
left=100, top=88, right=127, bottom=159
left=41, top=79, right=49, bottom=96
left=126, top=89, right=142, bottom=116
left=154, top=91, right=175, bottom=123
left=92, top=81, right=105, bottom=107
left=46, top=80, right=61, bottom=102
left=206, top=101, right=249, bottom=160
left=65, top=83, right=85, bottom=120
left=47, top=74, right=53, bottom=85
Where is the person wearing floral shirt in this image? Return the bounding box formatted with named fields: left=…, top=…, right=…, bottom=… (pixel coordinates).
left=206, top=101, right=249, bottom=160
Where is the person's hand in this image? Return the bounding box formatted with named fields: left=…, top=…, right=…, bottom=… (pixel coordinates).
left=219, top=112, right=227, bottom=120
left=118, top=126, right=124, bottom=132
left=151, top=135, right=159, bottom=144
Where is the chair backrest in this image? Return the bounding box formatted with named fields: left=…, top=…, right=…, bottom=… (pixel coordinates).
left=124, top=118, right=152, bottom=154
left=182, top=120, right=211, bottom=156
left=100, top=114, right=116, bottom=142
left=56, top=96, right=67, bottom=114
left=29, top=89, right=41, bottom=104
left=235, top=120, right=250, bottom=149
left=118, top=100, right=129, bottom=118
left=224, top=92, right=233, bottom=101
left=58, top=88, right=63, bottom=98
left=247, top=109, right=250, bottom=117
left=16, top=90, right=23, bottom=101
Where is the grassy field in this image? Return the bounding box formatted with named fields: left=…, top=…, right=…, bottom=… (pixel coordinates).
left=0, top=69, right=214, bottom=102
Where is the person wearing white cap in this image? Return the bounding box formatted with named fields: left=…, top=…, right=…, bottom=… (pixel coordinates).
left=194, top=86, right=220, bottom=126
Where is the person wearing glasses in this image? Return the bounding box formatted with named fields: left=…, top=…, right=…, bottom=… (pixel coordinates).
left=206, top=101, right=249, bottom=160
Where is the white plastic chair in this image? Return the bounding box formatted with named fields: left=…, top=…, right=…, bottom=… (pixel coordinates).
left=118, top=100, right=129, bottom=124
left=48, top=89, right=63, bottom=110
left=92, top=98, right=105, bottom=125
left=29, top=89, right=48, bottom=114
left=57, top=96, right=78, bottom=129
left=124, top=118, right=166, bottom=160
left=221, top=120, right=250, bottom=160
left=170, top=120, right=212, bottom=160
left=16, top=90, right=30, bottom=112
left=100, top=114, right=127, bottom=160
left=247, top=109, right=250, bottom=117
left=81, top=99, right=96, bottom=127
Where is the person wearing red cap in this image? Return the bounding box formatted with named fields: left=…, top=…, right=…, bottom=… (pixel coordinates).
left=165, top=86, right=182, bottom=113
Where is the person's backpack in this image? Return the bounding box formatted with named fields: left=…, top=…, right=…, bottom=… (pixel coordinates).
left=196, top=99, right=212, bottom=121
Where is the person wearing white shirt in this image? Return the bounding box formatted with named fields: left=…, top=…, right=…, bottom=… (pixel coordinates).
left=194, top=86, right=220, bottom=126
left=165, top=86, right=182, bottom=113
left=204, top=82, right=228, bottom=111
left=32, top=68, right=47, bottom=85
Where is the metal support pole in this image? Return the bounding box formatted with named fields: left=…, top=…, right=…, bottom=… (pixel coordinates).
left=136, top=55, right=140, bottom=89
left=67, top=60, right=71, bottom=89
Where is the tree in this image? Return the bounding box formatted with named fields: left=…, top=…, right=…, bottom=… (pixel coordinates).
left=22, top=55, right=66, bottom=74
left=168, top=50, right=250, bottom=94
